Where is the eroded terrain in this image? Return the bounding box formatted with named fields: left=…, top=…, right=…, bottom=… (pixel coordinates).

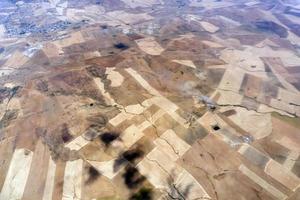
left=1, top=0, right=300, bottom=200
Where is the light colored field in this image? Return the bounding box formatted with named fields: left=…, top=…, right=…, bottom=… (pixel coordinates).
left=218, top=68, right=245, bottom=92
left=106, top=67, right=124, bottom=87
left=65, top=8, right=84, bottom=22
left=53, top=32, right=85, bottom=52
left=264, top=160, right=300, bottom=191
left=198, top=112, right=243, bottom=147
left=199, top=21, right=219, bottom=33
left=48, top=0, right=60, bottom=5
left=184, top=14, right=202, bottom=22
left=149, top=97, right=178, bottom=113
left=283, top=151, right=299, bottom=170
left=270, top=98, right=296, bottom=116
left=154, top=129, right=190, bottom=159
left=217, top=15, right=241, bottom=26
left=136, top=108, right=165, bottom=129
left=2, top=50, right=29, bottom=69
left=106, top=11, right=154, bottom=25
left=201, top=40, right=224, bottom=48
left=120, top=0, right=163, bottom=8
left=6, top=97, right=22, bottom=117
left=125, top=68, right=188, bottom=128
left=109, top=111, right=133, bottom=126
left=0, top=50, right=29, bottom=77
left=219, top=47, right=266, bottom=74
left=258, top=104, right=293, bottom=117
left=65, top=6, right=105, bottom=23
left=245, top=1, right=260, bottom=6
left=138, top=137, right=208, bottom=199
left=225, top=107, right=272, bottom=139
left=0, top=24, right=6, bottom=38
left=146, top=146, right=181, bottom=175
left=1, top=1, right=300, bottom=199
left=125, top=68, right=161, bottom=96
left=256, top=39, right=279, bottom=48
left=120, top=124, right=144, bottom=148
left=65, top=135, right=90, bottom=151
left=174, top=169, right=210, bottom=200
left=109, top=103, right=148, bottom=126
left=213, top=64, right=246, bottom=106
left=135, top=37, right=164, bottom=55
left=214, top=90, right=243, bottom=105
left=88, top=159, right=124, bottom=179
left=189, top=0, right=234, bottom=9
left=0, top=98, right=8, bottom=119
left=93, top=77, right=117, bottom=106
left=62, top=159, right=83, bottom=200
left=172, top=60, right=196, bottom=69
left=42, top=158, right=56, bottom=200
left=0, top=149, right=33, bottom=200
left=278, top=88, right=300, bottom=106
left=137, top=148, right=171, bottom=189
left=124, top=104, right=145, bottom=115
left=83, top=51, right=101, bottom=60
left=42, top=42, right=62, bottom=58
left=239, top=164, right=287, bottom=200
left=22, top=140, right=50, bottom=200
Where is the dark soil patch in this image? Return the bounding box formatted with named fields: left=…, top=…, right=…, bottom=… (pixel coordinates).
left=114, top=43, right=129, bottom=50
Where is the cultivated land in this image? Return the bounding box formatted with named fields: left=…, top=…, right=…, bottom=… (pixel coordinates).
left=0, top=0, right=300, bottom=200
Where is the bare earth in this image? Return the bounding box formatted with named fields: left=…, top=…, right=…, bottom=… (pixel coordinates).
left=0, top=0, right=300, bottom=200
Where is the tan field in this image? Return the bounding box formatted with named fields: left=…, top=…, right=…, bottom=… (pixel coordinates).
left=0, top=0, right=300, bottom=200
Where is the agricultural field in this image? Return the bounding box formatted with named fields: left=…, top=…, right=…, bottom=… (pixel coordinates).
left=0, top=0, right=300, bottom=200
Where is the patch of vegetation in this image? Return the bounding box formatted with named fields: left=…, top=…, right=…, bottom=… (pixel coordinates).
left=0, top=86, right=22, bottom=103
left=0, top=109, right=19, bottom=129
left=36, top=80, right=48, bottom=92
left=86, top=65, right=106, bottom=78
left=61, top=124, right=73, bottom=143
